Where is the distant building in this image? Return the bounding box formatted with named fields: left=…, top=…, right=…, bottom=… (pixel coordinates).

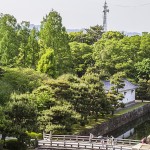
left=103, top=79, right=138, bottom=104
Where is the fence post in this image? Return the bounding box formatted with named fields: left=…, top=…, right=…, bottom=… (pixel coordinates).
left=113, top=145, right=115, bottom=150
left=92, top=143, right=93, bottom=149
left=43, top=131, right=45, bottom=139
left=49, top=131, right=52, bottom=141
left=115, top=139, right=117, bottom=145
left=89, top=133, right=94, bottom=142
left=99, top=145, right=100, bottom=149
left=64, top=141, right=66, bottom=147
left=129, top=139, right=132, bottom=145
left=64, top=135, right=66, bottom=142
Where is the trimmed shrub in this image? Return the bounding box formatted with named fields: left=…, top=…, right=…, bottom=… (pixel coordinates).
left=5, top=139, right=27, bottom=150
left=26, top=131, right=42, bottom=139
left=0, top=140, right=4, bottom=150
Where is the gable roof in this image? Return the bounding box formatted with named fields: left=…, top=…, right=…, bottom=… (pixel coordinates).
left=103, top=79, right=138, bottom=92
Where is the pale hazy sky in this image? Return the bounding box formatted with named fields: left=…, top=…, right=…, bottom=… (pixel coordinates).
left=0, top=0, right=150, bottom=32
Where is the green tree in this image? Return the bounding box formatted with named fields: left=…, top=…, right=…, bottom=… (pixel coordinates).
left=44, top=74, right=90, bottom=123
left=108, top=72, right=125, bottom=115
left=82, top=73, right=108, bottom=119
left=27, top=27, right=40, bottom=68
left=93, top=33, right=141, bottom=79
left=136, top=79, right=149, bottom=101
left=71, top=79, right=90, bottom=123
left=17, top=23, right=40, bottom=68
left=93, top=38, right=120, bottom=75
left=0, top=80, right=13, bottom=105
left=148, top=80, right=150, bottom=99
left=0, top=13, right=19, bottom=66
left=115, top=36, right=141, bottom=79
left=110, top=72, right=126, bottom=92
left=139, top=33, right=150, bottom=60
left=85, top=25, right=104, bottom=44
left=101, top=31, right=124, bottom=40
left=69, top=42, right=94, bottom=77
left=17, top=21, right=31, bottom=67
left=0, top=106, right=11, bottom=141
left=135, top=58, right=150, bottom=80
left=31, top=85, right=57, bottom=111
left=1, top=67, right=48, bottom=93
left=68, top=31, right=87, bottom=43
left=68, top=25, right=104, bottom=45
left=3, top=94, right=38, bottom=142
left=37, top=48, right=56, bottom=77
left=93, top=31, right=125, bottom=73
left=40, top=10, right=72, bottom=77
left=38, top=102, right=80, bottom=134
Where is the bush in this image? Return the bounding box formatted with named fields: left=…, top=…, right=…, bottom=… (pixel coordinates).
left=1, top=67, right=48, bottom=93
left=120, top=102, right=125, bottom=108
left=26, top=131, right=42, bottom=139
left=0, top=140, right=4, bottom=150
left=5, top=139, right=27, bottom=150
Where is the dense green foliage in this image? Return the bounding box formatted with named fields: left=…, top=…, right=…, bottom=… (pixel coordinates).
left=40, top=10, right=72, bottom=77
left=69, top=42, right=94, bottom=77
left=37, top=48, right=56, bottom=77
left=69, top=25, right=103, bottom=45
left=5, top=139, right=27, bottom=150
left=0, top=9, right=150, bottom=148
left=92, top=32, right=150, bottom=99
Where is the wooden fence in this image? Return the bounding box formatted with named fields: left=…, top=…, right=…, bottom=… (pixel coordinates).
left=42, top=134, right=140, bottom=145
left=38, top=134, right=143, bottom=149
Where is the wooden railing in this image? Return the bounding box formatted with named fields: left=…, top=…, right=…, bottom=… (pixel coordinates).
left=38, top=134, right=143, bottom=150
left=38, top=141, right=132, bottom=150
left=43, top=134, right=140, bottom=145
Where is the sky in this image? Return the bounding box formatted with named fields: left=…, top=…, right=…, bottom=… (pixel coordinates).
left=0, top=0, right=150, bottom=33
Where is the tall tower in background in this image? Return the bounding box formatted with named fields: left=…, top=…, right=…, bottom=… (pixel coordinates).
left=103, top=1, right=109, bottom=32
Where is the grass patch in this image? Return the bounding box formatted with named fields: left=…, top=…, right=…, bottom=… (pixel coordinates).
left=115, top=102, right=147, bottom=116
left=72, top=102, right=149, bottom=134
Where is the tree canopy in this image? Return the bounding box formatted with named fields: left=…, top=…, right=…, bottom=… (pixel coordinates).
left=40, top=10, right=72, bottom=77
left=0, top=10, right=150, bottom=145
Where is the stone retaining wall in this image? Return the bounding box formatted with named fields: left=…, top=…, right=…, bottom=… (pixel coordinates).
left=80, top=103, right=150, bottom=136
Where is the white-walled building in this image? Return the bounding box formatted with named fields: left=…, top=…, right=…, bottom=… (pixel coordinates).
left=103, top=80, right=138, bottom=104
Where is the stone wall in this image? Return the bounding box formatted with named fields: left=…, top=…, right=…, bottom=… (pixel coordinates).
left=80, top=103, right=150, bottom=136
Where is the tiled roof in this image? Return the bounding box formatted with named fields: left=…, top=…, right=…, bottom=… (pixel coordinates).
left=102, top=79, right=138, bottom=92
